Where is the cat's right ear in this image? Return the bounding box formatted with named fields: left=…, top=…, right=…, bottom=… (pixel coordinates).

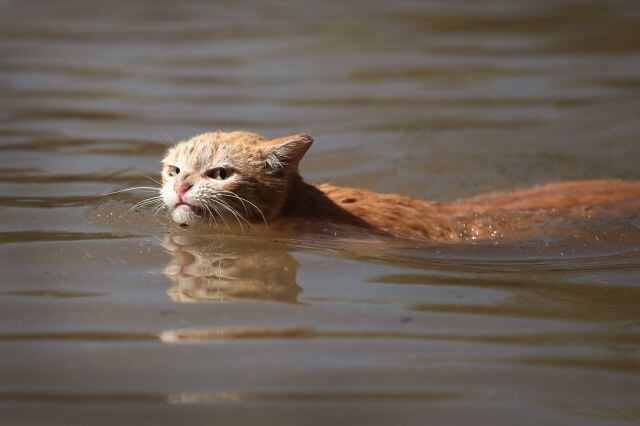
left=264, top=133, right=313, bottom=171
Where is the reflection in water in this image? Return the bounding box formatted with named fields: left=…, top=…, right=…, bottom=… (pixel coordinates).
left=0, top=390, right=464, bottom=405
left=162, top=233, right=301, bottom=303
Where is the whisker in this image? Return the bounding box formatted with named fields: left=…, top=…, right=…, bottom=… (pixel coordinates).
left=211, top=199, right=242, bottom=231
left=200, top=194, right=232, bottom=229
left=132, top=195, right=163, bottom=203
left=219, top=195, right=268, bottom=228
left=201, top=202, right=220, bottom=228
left=131, top=197, right=163, bottom=207
left=161, top=129, right=176, bottom=146
left=152, top=202, right=167, bottom=215
left=218, top=198, right=252, bottom=227
left=203, top=205, right=216, bottom=227
left=130, top=196, right=164, bottom=211
left=100, top=186, right=161, bottom=196
left=218, top=191, right=269, bottom=228
left=130, top=201, right=163, bottom=212
left=207, top=201, right=229, bottom=229
left=132, top=170, right=163, bottom=186
left=211, top=199, right=247, bottom=233
left=219, top=190, right=249, bottom=216
left=151, top=124, right=178, bottom=147
left=216, top=197, right=251, bottom=229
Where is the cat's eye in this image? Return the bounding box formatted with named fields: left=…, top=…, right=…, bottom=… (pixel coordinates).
left=168, top=166, right=180, bottom=177
left=207, top=167, right=230, bottom=180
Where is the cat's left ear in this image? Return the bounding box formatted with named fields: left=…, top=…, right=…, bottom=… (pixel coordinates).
left=265, top=133, right=313, bottom=170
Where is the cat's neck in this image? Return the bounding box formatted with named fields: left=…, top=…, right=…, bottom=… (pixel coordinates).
left=280, top=173, right=332, bottom=216
left=279, top=173, right=369, bottom=227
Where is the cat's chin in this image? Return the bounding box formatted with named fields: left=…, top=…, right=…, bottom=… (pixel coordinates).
left=170, top=205, right=201, bottom=226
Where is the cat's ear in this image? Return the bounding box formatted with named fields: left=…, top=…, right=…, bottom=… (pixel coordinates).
left=264, top=133, right=313, bottom=170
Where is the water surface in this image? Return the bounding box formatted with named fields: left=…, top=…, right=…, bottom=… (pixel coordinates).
left=1, top=0, right=640, bottom=424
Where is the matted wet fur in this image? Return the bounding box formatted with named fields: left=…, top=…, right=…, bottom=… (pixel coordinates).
left=158, top=131, right=640, bottom=242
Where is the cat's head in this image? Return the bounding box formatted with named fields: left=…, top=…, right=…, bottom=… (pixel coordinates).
left=161, top=131, right=313, bottom=226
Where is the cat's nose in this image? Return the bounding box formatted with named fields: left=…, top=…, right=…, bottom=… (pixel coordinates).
left=174, top=182, right=193, bottom=196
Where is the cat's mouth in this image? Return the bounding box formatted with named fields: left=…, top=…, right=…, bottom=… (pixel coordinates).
left=174, top=202, right=203, bottom=216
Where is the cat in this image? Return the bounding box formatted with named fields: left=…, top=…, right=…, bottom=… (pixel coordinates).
left=159, top=131, right=640, bottom=242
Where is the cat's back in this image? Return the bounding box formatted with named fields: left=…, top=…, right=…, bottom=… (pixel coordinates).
left=316, top=183, right=458, bottom=242
left=315, top=179, right=640, bottom=243
left=446, top=179, right=640, bottom=216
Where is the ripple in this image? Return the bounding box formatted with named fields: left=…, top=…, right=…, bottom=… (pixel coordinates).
left=0, top=231, right=140, bottom=244
left=0, top=390, right=463, bottom=404
left=364, top=117, right=544, bottom=132
left=0, top=196, right=106, bottom=208
left=0, top=392, right=163, bottom=403
left=349, top=65, right=553, bottom=83
left=512, top=356, right=640, bottom=374
left=10, top=109, right=128, bottom=122
left=0, top=290, right=106, bottom=298
left=0, top=136, right=165, bottom=157
left=0, top=331, right=155, bottom=342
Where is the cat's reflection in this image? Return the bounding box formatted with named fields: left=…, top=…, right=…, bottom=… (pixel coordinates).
left=162, top=233, right=301, bottom=304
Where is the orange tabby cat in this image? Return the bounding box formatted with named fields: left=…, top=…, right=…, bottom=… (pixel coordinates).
left=160, top=131, right=640, bottom=242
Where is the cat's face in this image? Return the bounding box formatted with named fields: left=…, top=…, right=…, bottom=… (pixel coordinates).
left=161, top=131, right=312, bottom=226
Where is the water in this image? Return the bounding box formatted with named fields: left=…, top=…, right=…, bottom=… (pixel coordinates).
left=1, top=0, right=640, bottom=424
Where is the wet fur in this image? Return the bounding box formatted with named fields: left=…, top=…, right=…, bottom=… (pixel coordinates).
left=161, top=131, right=640, bottom=242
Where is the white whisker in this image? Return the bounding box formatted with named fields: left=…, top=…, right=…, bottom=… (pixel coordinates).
left=130, top=196, right=164, bottom=211
left=208, top=202, right=229, bottom=229
left=130, top=202, right=162, bottom=211
left=204, top=205, right=217, bottom=227
left=211, top=199, right=243, bottom=231
left=132, top=170, right=163, bottom=186
left=161, top=129, right=176, bottom=146
left=101, top=186, right=161, bottom=196
left=152, top=202, right=167, bottom=215
left=211, top=199, right=248, bottom=233
left=131, top=198, right=163, bottom=208
left=201, top=202, right=220, bottom=228
left=220, top=190, right=249, bottom=216
left=219, top=199, right=252, bottom=227
left=218, top=190, right=268, bottom=228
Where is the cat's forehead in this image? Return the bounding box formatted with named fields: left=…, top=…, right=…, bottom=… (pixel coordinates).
left=163, top=131, right=266, bottom=167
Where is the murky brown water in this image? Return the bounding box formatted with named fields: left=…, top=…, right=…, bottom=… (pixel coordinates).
left=2, top=0, right=640, bottom=424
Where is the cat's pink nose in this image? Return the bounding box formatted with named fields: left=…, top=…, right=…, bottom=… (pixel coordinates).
left=174, top=182, right=193, bottom=196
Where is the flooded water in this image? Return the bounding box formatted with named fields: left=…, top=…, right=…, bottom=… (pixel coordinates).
left=2, top=0, right=640, bottom=424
